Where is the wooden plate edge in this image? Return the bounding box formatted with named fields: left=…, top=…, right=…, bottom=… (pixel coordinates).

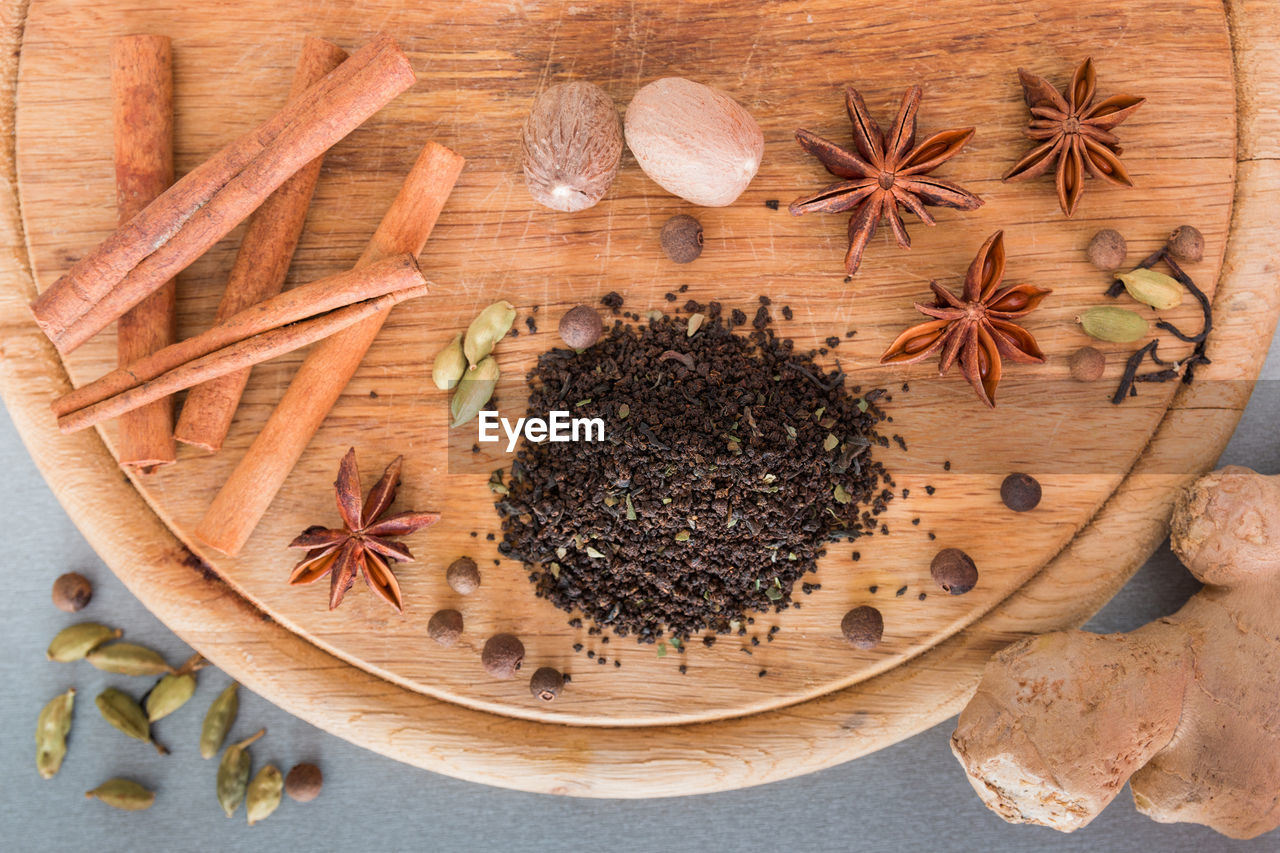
left=1, top=0, right=1277, bottom=797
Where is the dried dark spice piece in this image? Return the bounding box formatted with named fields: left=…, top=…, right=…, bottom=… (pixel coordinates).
left=1104, top=239, right=1212, bottom=404
left=931, top=548, right=978, bottom=595
left=841, top=605, right=884, bottom=650
left=529, top=667, right=564, bottom=702
left=482, top=634, right=525, bottom=679
left=498, top=307, right=893, bottom=641
left=1000, top=473, right=1042, bottom=512
left=288, top=449, right=440, bottom=612
left=1004, top=58, right=1145, bottom=217
left=790, top=85, right=981, bottom=275
left=880, top=231, right=1051, bottom=407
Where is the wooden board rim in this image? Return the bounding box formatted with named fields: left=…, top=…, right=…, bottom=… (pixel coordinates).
left=1, top=0, right=1278, bottom=796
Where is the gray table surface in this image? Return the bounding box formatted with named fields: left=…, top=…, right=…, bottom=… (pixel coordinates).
left=3, top=327, right=1278, bottom=853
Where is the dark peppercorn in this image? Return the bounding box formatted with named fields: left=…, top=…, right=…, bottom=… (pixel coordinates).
left=529, top=667, right=564, bottom=702
left=841, top=605, right=884, bottom=649
left=428, top=609, right=463, bottom=647
left=931, top=548, right=979, bottom=595
left=52, top=572, right=93, bottom=613
left=284, top=763, right=324, bottom=803
left=481, top=633, right=525, bottom=679
left=559, top=305, right=603, bottom=350
left=1000, top=473, right=1042, bottom=512
left=446, top=557, right=480, bottom=594
left=660, top=214, right=704, bottom=264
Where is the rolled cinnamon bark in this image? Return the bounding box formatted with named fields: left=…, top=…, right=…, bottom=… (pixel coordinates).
left=57, top=283, right=431, bottom=434
left=112, top=34, right=176, bottom=471
left=194, top=141, right=465, bottom=556
left=52, top=253, right=424, bottom=418
left=174, top=37, right=348, bottom=453
left=31, top=33, right=415, bottom=354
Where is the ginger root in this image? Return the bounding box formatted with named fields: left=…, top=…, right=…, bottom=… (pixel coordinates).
left=951, top=466, right=1280, bottom=839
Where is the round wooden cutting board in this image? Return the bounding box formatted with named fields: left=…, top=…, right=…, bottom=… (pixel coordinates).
left=2, top=0, right=1278, bottom=795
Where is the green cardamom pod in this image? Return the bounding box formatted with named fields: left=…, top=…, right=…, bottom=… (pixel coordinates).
left=86, top=642, right=174, bottom=677
left=463, top=300, right=516, bottom=365
left=200, top=682, right=239, bottom=759
left=1115, top=268, right=1183, bottom=310
left=1077, top=306, right=1150, bottom=343
left=216, top=729, right=265, bottom=818
left=144, top=672, right=196, bottom=722
left=449, top=356, right=500, bottom=427
left=432, top=333, right=467, bottom=391
left=686, top=312, right=706, bottom=337
left=245, top=764, right=284, bottom=826
left=36, top=687, right=75, bottom=779
left=95, top=687, right=166, bottom=755
left=46, top=622, right=121, bottom=662
left=85, top=778, right=155, bottom=811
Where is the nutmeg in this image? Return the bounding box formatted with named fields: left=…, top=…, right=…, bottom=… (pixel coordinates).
left=1086, top=228, right=1127, bottom=271
left=841, top=605, right=884, bottom=650
left=284, top=763, right=323, bottom=802
left=428, top=609, right=463, bottom=647
left=558, top=305, right=603, bottom=350
left=624, top=77, right=764, bottom=207
left=1166, top=225, right=1204, bottom=263
left=521, top=81, right=623, bottom=212
left=446, top=557, right=480, bottom=595
left=52, top=572, right=93, bottom=613
left=482, top=633, right=525, bottom=679
left=931, top=548, right=978, bottom=595
left=660, top=214, right=703, bottom=264
left=529, top=666, right=564, bottom=702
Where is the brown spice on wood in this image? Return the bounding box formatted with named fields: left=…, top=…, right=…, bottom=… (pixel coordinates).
left=498, top=303, right=893, bottom=643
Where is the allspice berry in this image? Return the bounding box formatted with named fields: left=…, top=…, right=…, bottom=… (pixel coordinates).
left=482, top=633, right=525, bottom=679
left=529, top=666, right=564, bottom=702
left=52, top=572, right=93, bottom=613
left=428, top=609, right=463, bottom=647
left=1086, top=228, right=1127, bottom=271
left=1000, top=473, right=1042, bottom=512
left=284, top=763, right=323, bottom=803
left=446, top=557, right=480, bottom=595
left=660, top=214, right=703, bottom=264
left=1166, top=225, right=1204, bottom=263
left=931, top=548, right=979, bottom=595
left=558, top=305, right=603, bottom=350
left=841, top=606, right=884, bottom=650
left=1068, top=346, right=1106, bottom=382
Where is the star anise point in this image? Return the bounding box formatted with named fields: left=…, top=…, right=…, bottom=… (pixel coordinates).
left=880, top=232, right=1050, bottom=408
left=289, top=448, right=438, bottom=612
left=791, top=84, right=982, bottom=276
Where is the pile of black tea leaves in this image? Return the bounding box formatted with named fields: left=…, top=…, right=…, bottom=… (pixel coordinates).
left=496, top=298, right=894, bottom=644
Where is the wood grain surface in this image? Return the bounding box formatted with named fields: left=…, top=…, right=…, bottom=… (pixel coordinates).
left=1, top=0, right=1277, bottom=794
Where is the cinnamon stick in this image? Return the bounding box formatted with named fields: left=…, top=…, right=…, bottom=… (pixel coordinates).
left=174, top=37, right=348, bottom=452
left=113, top=35, right=176, bottom=471
left=194, top=141, right=465, bottom=556
left=53, top=254, right=424, bottom=418
left=57, top=282, right=431, bottom=434
left=31, top=33, right=415, bottom=354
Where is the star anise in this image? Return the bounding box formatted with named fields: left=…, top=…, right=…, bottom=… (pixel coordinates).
left=1004, top=58, right=1145, bottom=218
left=880, top=231, right=1051, bottom=408
left=288, top=448, right=439, bottom=612
left=789, top=85, right=983, bottom=276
